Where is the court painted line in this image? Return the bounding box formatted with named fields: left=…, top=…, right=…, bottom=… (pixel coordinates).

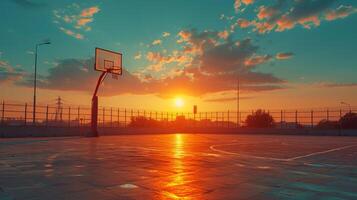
left=285, top=144, right=357, bottom=161
left=210, top=143, right=357, bottom=162
left=210, top=143, right=288, bottom=161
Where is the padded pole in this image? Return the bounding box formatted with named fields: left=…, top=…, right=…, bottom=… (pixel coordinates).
left=88, top=71, right=106, bottom=137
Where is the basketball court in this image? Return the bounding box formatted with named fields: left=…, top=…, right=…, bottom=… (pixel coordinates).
left=1, top=134, right=357, bottom=199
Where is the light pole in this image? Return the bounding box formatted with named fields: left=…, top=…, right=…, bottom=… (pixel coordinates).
left=33, top=40, right=51, bottom=125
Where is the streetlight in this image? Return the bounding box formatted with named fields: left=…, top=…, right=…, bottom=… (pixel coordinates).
left=340, top=101, right=351, bottom=112
left=33, top=40, right=51, bottom=125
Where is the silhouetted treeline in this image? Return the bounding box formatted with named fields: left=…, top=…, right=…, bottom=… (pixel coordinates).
left=316, top=112, right=357, bottom=129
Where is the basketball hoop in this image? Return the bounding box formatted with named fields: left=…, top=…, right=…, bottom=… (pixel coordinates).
left=112, top=73, right=119, bottom=80
left=88, top=48, right=123, bottom=137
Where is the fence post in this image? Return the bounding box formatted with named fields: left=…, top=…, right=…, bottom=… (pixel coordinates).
left=77, top=107, right=80, bottom=127
left=311, top=110, right=314, bottom=128
left=24, top=103, right=27, bottom=126
left=155, top=111, right=158, bottom=121
left=280, top=110, right=283, bottom=128
left=239, top=112, right=242, bottom=127
left=1, top=101, right=5, bottom=124
left=102, top=107, right=105, bottom=128
left=117, top=108, right=120, bottom=127
left=295, top=110, right=298, bottom=128
left=46, top=105, right=49, bottom=127
left=166, top=112, right=168, bottom=126
left=216, top=112, right=218, bottom=128
left=340, top=109, right=342, bottom=119
left=130, top=109, right=134, bottom=127
left=124, top=108, right=127, bottom=128
left=68, top=107, right=71, bottom=127
left=227, top=110, right=230, bottom=128
left=130, top=109, right=133, bottom=127
left=110, top=107, right=113, bottom=128
left=327, top=109, right=329, bottom=121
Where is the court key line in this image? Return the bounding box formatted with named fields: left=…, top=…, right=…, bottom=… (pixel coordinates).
left=209, top=143, right=357, bottom=162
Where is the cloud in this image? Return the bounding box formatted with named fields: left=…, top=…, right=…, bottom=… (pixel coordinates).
left=325, top=5, right=357, bottom=21
left=218, top=30, right=229, bottom=40
left=203, top=96, right=252, bottom=102
left=234, top=0, right=255, bottom=12
left=80, top=6, right=100, bottom=17
left=276, top=52, right=294, bottom=60
left=59, top=27, right=84, bottom=40
left=152, top=39, right=162, bottom=45
left=319, top=82, right=357, bottom=88
left=18, top=58, right=146, bottom=96
left=53, top=5, right=100, bottom=39
left=0, top=60, right=26, bottom=84
left=134, top=52, right=142, bottom=60
left=15, top=29, right=286, bottom=98
left=234, top=0, right=356, bottom=34
left=162, top=32, right=171, bottom=37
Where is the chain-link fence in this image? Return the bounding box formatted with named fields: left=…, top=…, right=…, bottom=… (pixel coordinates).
left=0, top=101, right=354, bottom=129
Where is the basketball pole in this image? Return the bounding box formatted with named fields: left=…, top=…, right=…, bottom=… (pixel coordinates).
left=88, top=71, right=107, bottom=137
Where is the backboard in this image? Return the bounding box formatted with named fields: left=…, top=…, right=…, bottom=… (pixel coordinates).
left=95, top=48, right=122, bottom=75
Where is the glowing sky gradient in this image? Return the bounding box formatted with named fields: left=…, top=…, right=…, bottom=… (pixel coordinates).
left=1, top=0, right=356, bottom=111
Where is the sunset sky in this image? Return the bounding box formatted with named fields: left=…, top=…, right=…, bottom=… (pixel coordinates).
left=1, top=0, right=356, bottom=111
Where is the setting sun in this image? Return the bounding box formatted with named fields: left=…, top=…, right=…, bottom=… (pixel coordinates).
left=174, top=98, right=184, bottom=108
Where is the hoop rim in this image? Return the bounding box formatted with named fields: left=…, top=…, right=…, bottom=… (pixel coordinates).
left=94, top=47, right=123, bottom=75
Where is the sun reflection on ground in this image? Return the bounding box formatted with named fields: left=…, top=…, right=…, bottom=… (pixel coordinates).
left=159, top=134, right=199, bottom=199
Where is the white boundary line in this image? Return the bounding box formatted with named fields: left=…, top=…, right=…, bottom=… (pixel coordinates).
left=286, top=145, right=357, bottom=161
left=210, top=143, right=357, bottom=162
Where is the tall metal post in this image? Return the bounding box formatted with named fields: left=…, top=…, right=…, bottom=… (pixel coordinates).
left=89, top=71, right=106, bottom=137
left=33, top=45, right=38, bottom=125
left=32, top=41, right=50, bottom=125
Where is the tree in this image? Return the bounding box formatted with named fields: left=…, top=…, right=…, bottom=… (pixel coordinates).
left=129, top=116, right=159, bottom=128
left=245, top=109, right=275, bottom=128
left=316, top=119, right=339, bottom=129
left=339, top=112, right=357, bottom=129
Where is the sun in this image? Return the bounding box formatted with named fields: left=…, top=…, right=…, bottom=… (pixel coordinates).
left=174, top=98, right=184, bottom=108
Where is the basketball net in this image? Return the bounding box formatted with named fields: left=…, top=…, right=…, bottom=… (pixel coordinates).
left=112, top=73, right=119, bottom=80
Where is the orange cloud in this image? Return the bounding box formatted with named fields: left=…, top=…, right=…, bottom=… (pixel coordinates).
left=77, top=18, right=93, bottom=26
left=218, top=30, right=229, bottom=39
left=240, top=1, right=355, bottom=34
left=80, top=6, right=100, bottom=17
left=276, top=52, right=294, bottom=60
left=53, top=5, right=100, bottom=39
left=325, top=5, right=357, bottom=21
left=234, top=0, right=255, bottom=12
left=59, top=27, right=84, bottom=39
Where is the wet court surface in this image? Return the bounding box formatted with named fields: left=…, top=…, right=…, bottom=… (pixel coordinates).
left=1, top=134, right=357, bottom=200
